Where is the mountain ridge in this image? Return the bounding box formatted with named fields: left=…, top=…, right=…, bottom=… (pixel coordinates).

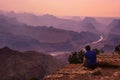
left=0, top=14, right=99, bottom=52
left=0, top=10, right=103, bottom=32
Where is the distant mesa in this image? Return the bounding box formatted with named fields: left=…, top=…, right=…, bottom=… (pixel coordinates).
left=82, top=17, right=97, bottom=23
left=42, top=14, right=58, bottom=19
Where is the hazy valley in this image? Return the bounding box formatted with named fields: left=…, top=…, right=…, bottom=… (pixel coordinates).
left=0, top=11, right=120, bottom=80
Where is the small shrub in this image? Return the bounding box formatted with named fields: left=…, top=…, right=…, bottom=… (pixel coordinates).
left=114, top=44, right=120, bottom=54
left=78, top=51, right=84, bottom=63
left=68, top=50, right=84, bottom=64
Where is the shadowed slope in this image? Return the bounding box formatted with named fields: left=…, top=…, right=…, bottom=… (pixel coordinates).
left=0, top=47, right=64, bottom=80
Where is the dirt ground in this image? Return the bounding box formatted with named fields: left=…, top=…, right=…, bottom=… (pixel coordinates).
left=44, top=55, right=120, bottom=80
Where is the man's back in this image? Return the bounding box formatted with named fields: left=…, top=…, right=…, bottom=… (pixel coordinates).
left=84, top=50, right=97, bottom=65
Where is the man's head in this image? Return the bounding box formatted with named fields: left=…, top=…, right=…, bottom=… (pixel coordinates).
left=85, top=45, right=91, bottom=51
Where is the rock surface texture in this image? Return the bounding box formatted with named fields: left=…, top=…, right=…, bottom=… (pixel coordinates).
left=44, top=55, right=120, bottom=80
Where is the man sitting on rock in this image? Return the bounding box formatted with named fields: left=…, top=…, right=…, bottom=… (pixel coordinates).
left=84, top=45, right=98, bottom=69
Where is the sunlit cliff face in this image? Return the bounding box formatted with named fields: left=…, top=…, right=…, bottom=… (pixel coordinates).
left=0, top=0, right=120, bottom=17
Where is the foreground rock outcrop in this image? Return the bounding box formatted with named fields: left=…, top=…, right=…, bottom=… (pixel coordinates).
left=44, top=55, right=120, bottom=80
left=0, top=47, right=64, bottom=80
left=97, top=54, right=120, bottom=67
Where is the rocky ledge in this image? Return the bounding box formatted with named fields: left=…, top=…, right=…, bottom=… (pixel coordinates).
left=44, top=55, right=120, bottom=80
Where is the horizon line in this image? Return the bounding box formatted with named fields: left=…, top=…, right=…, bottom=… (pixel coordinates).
left=0, top=10, right=120, bottom=18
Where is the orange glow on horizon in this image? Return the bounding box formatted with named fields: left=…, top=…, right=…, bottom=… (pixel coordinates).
left=0, top=0, right=120, bottom=17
